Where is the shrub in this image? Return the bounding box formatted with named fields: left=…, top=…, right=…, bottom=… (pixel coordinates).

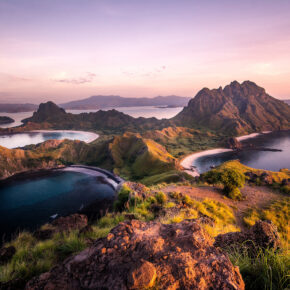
left=114, top=185, right=131, bottom=211
left=155, top=191, right=167, bottom=205
left=146, top=196, right=157, bottom=204
left=182, top=194, right=194, bottom=206
left=204, top=168, right=245, bottom=200
left=169, top=191, right=183, bottom=200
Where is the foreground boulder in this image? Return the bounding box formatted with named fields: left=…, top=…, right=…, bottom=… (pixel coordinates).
left=215, top=220, right=280, bottom=251
left=26, top=220, right=244, bottom=290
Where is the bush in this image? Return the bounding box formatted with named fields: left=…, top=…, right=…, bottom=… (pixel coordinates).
left=114, top=185, right=131, bottom=211
left=182, top=194, right=194, bottom=206
left=228, top=187, right=242, bottom=200
left=146, top=196, right=157, bottom=204
left=204, top=168, right=245, bottom=200
left=169, top=191, right=183, bottom=200
left=155, top=191, right=167, bottom=205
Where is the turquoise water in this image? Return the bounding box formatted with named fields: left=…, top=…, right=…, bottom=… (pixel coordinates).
left=0, top=170, right=115, bottom=240
left=194, top=131, right=290, bottom=173
left=0, top=131, right=97, bottom=148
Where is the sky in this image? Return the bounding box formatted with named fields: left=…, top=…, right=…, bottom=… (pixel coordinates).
left=0, top=0, right=290, bottom=103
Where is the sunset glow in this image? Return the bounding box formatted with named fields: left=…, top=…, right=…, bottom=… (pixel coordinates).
left=1, top=0, right=290, bottom=103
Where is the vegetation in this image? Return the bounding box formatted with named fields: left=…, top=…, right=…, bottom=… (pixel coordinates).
left=243, top=198, right=290, bottom=247
left=229, top=247, right=289, bottom=290
left=218, top=160, right=290, bottom=185
left=203, top=167, right=245, bottom=200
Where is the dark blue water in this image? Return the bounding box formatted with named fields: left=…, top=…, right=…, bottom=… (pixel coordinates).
left=195, top=131, right=290, bottom=173
left=0, top=170, right=115, bottom=241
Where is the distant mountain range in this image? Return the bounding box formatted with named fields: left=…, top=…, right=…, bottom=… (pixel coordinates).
left=0, top=96, right=190, bottom=113
left=60, top=95, right=191, bottom=109
left=174, top=81, right=290, bottom=135
left=17, top=81, right=290, bottom=136
left=283, top=99, right=290, bottom=105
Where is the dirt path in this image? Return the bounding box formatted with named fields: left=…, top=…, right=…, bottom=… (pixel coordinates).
left=161, top=185, right=284, bottom=230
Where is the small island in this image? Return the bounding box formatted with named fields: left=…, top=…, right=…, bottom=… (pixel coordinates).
left=0, top=116, right=14, bottom=125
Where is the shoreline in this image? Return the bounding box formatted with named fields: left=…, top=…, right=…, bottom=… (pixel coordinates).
left=180, top=131, right=273, bottom=177
left=180, top=148, right=233, bottom=177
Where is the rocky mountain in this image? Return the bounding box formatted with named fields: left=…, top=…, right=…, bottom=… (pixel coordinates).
left=174, top=81, right=290, bottom=135
left=0, top=116, right=14, bottom=125
left=0, top=103, right=37, bottom=113
left=60, top=95, right=190, bottom=109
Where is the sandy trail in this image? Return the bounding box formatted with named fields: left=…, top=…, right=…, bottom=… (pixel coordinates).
left=161, top=185, right=284, bottom=230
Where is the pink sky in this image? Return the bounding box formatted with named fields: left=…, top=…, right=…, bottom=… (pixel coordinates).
left=0, top=0, right=290, bottom=103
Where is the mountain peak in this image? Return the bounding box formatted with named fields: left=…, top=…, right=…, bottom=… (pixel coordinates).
left=174, top=81, right=290, bottom=135
left=22, top=101, right=66, bottom=123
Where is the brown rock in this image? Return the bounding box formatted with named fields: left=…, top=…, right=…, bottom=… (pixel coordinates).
left=226, top=137, right=242, bottom=150
left=127, top=260, right=156, bottom=289
left=51, top=214, right=88, bottom=232
left=214, top=220, right=280, bottom=251
left=0, top=246, right=16, bottom=264
left=33, top=228, right=54, bottom=240
left=260, top=172, right=273, bottom=185
left=26, top=220, right=244, bottom=290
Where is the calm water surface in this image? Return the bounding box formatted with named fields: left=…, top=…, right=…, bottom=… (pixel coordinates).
left=0, top=131, right=98, bottom=148
left=194, top=131, right=290, bottom=173
left=0, top=170, right=116, bottom=240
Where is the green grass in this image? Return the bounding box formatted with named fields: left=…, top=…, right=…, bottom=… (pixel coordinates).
left=141, top=170, right=194, bottom=185
left=229, top=247, right=290, bottom=290
left=243, top=198, right=290, bottom=247
left=162, top=193, right=239, bottom=236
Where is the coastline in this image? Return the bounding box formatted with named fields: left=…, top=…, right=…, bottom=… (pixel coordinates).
left=32, top=130, right=99, bottom=143
left=180, top=131, right=272, bottom=177
left=180, top=148, right=233, bottom=177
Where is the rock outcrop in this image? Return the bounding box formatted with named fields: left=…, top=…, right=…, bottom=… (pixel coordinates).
left=26, top=219, right=245, bottom=290
left=215, top=220, right=280, bottom=251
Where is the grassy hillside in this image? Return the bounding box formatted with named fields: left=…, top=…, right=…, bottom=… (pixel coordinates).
left=0, top=133, right=179, bottom=182
left=142, top=126, right=223, bottom=157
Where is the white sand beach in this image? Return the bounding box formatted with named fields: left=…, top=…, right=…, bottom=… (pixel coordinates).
left=180, top=148, right=233, bottom=177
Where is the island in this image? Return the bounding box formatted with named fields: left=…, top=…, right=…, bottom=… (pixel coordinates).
left=0, top=116, right=14, bottom=125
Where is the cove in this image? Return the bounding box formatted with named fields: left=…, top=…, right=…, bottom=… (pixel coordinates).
left=193, top=131, right=290, bottom=174
left=0, top=130, right=98, bottom=149
left=0, top=168, right=118, bottom=241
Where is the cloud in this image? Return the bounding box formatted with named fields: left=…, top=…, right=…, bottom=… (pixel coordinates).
left=54, top=72, right=96, bottom=85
